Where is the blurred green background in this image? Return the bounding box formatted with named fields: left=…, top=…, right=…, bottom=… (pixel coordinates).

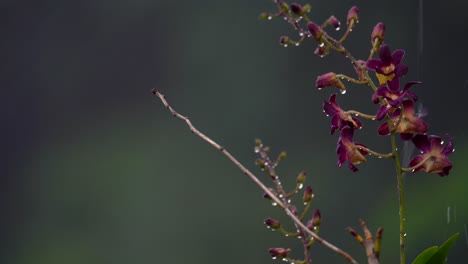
left=2, top=0, right=468, bottom=263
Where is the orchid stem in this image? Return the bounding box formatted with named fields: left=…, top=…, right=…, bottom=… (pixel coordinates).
left=391, top=131, right=406, bottom=264
left=345, top=110, right=376, bottom=120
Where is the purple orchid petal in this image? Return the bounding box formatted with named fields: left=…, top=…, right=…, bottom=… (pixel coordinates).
left=400, top=133, right=414, bottom=141
left=403, top=81, right=422, bottom=91
left=391, top=49, right=405, bottom=64
left=377, top=122, right=390, bottom=135
left=412, top=134, right=431, bottom=153
left=378, top=44, right=392, bottom=64
left=366, top=59, right=381, bottom=70
left=387, top=77, right=400, bottom=92
left=442, top=135, right=454, bottom=155
left=324, top=101, right=337, bottom=116
left=352, top=117, right=363, bottom=129
left=340, top=125, right=354, bottom=140
left=347, top=162, right=359, bottom=172
left=395, top=64, right=408, bottom=77
left=376, top=105, right=390, bottom=120
left=408, top=155, right=424, bottom=171
left=405, top=91, right=418, bottom=101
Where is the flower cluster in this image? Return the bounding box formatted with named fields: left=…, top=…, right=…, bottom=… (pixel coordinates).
left=260, top=2, right=454, bottom=175
left=307, top=9, right=454, bottom=175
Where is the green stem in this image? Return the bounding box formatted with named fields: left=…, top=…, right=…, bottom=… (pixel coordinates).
left=390, top=131, right=406, bottom=264
left=335, top=74, right=369, bottom=85
left=345, top=110, right=376, bottom=120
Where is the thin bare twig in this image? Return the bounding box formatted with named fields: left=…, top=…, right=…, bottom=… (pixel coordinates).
left=153, top=88, right=358, bottom=264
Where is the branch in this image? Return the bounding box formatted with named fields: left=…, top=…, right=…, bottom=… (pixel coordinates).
left=152, top=88, right=358, bottom=264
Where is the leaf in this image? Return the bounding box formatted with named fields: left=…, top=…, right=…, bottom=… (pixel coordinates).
left=412, top=233, right=460, bottom=264
left=412, top=246, right=438, bottom=264
left=426, top=233, right=460, bottom=264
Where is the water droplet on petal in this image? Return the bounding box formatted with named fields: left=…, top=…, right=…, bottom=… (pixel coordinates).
left=452, top=148, right=456, bottom=152
left=283, top=44, right=288, bottom=48
left=272, top=257, right=277, bottom=260
left=411, top=169, right=415, bottom=172
left=298, top=183, right=303, bottom=189
left=272, top=202, right=277, bottom=206
left=404, top=233, right=407, bottom=237
left=371, top=118, right=376, bottom=120
left=298, top=236, right=302, bottom=239
left=295, top=43, right=300, bottom=46
left=340, top=90, right=347, bottom=95
left=441, top=140, right=444, bottom=145
left=267, top=16, right=273, bottom=20
left=319, top=42, right=325, bottom=47
left=299, top=32, right=304, bottom=36
left=279, top=194, right=283, bottom=198
left=336, top=27, right=340, bottom=31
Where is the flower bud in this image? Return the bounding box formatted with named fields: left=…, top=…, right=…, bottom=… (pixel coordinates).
left=290, top=3, right=304, bottom=15
left=303, top=186, right=313, bottom=203
left=346, top=227, right=364, bottom=243
left=255, top=138, right=262, bottom=147
left=278, top=151, right=287, bottom=161
left=258, top=12, right=270, bottom=20
left=312, top=209, right=321, bottom=226
left=255, top=159, right=266, bottom=169
left=279, top=1, right=289, bottom=13
left=353, top=60, right=367, bottom=81
left=328, top=15, right=341, bottom=30
left=296, top=171, right=306, bottom=184
left=264, top=218, right=281, bottom=229
left=307, top=22, right=324, bottom=41
left=314, top=44, right=328, bottom=58
left=371, top=22, right=386, bottom=45
left=346, top=6, right=359, bottom=25
left=279, top=36, right=293, bottom=47
left=290, top=205, right=298, bottom=215
left=269, top=248, right=291, bottom=259
left=315, top=72, right=346, bottom=91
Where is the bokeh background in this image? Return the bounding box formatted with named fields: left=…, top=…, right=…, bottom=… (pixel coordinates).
left=2, top=0, right=468, bottom=263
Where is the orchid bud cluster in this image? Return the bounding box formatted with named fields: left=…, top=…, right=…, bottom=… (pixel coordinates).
left=260, top=1, right=454, bottom=176
left=255, top=139, right=321, bottom=263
